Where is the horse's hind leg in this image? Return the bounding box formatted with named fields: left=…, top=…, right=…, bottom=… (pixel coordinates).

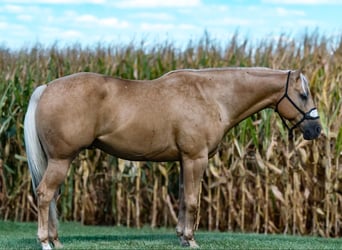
left=48, top=194, right=63, bottom=248
left=37, top=159, right=69, bottom=250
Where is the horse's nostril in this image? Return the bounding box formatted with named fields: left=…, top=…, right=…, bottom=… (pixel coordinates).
left=303, top=125, right=321, bottom=140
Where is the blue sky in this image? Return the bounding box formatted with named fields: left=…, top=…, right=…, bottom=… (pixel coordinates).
left=1, top=0, right=341, bottom=49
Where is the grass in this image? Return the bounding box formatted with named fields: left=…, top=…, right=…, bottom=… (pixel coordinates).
left=1, top=221, right=342, bottom=250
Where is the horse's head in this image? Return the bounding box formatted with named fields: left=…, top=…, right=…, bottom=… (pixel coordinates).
left=275, top=70, right=321, bottom=140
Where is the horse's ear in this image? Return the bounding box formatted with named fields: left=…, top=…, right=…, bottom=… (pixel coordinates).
left=292, top=70, right=301, bottom=80
left=293, top=68, right=306, bottom=81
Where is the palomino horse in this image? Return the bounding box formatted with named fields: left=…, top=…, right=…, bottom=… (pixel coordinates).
left=24, top=67, right=321, bottom=249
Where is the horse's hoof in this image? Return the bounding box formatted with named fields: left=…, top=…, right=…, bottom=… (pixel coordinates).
left=179, top=235, right=189, bottom=247
left=188, top=240, right=199, bottom=248
left=52, top=239, right=63, bottom=249
left=179, top=236, right=199, bottom=248
left=41, top=242, right=52, bottom=250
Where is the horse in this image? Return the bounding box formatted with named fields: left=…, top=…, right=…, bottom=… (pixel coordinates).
left=24, top=67, right=321, bottom=249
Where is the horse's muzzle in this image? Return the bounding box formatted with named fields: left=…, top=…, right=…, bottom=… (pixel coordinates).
left=302, top=121, right=321, bottom=140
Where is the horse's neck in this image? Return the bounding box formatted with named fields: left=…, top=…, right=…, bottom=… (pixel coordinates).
left=217, top=69, right=286, bottom=129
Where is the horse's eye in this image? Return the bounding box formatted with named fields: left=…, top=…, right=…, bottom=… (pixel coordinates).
left=300, top=93, right=308, bottom=101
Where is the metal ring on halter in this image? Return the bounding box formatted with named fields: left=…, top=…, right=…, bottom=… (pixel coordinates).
left=275, top=71, right=320, bottom=140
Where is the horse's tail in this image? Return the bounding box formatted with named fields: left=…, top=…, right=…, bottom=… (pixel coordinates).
left=24, top=85, right=47, bottom=192
left=24, top=85, right=58, bottom=222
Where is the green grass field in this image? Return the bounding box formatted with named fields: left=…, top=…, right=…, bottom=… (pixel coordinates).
left=1, top=221, right=342, bottom=250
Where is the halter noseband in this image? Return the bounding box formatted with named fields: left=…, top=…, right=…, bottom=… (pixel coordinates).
left=275, top=71, right=319, bottom=140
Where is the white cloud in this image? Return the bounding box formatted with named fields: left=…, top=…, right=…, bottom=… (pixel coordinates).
left=100, top=18, right=129, bottom=27
left=4, top=23, right=31, bottom=37
left=275, top=7, right=305, bottom=16
left=134, top=12, right=175, bottom=21
left=0, top=4, right=50, bottom=16
left=178, top=24, right=197, bottom=30
left=60, top=30, right=83, bottom=39
left=113, top=0, right=201, bottom=8
left=1, top=0, right=105, bottom=4
left=75, top=14, right=97, bottom=23
left=17, top=14, right=33, bottom=21
left=263, top=0, right=342, bottom=4
left=40, top=27, right=83, bottom=40
left=285, top=19, right=318, bottom=27
left=1, top=4, right=24, bottom=13
left=221, top=17, right=254, bottom=26
left=140, top=22, right=197, bottom=32
left=140, top=23, right=175, bottom=31
left=75, top=14, right=130, bottom=28
left=0, top=22, right=9, bottom=29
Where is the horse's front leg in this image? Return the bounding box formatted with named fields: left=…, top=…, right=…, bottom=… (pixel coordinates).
left=178, top=153, right=207, bottom=248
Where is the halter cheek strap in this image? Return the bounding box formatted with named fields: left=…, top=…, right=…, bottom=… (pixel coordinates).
left=275, top=71, right=319, bottom=140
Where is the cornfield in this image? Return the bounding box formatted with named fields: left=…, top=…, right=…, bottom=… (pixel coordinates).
left=0, top=32, right=341, bottom=237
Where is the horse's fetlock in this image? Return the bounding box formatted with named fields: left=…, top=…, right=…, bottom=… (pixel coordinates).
left=176, top=225, right=183, bottom=237
left=37, top=231, right=49, bottom=245
left=183, top=228, right=194, bottom=241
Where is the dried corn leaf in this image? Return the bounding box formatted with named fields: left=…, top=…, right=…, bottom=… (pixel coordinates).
left=313, top=143, right=320, bottom=164
left=212, top=154, right=222, bottom=166
left=298, top=148, right=308, bottom=164
left=266, top=136, right=276, bottom=161
left=266, top=162, right=282, bottom=175
left=244, top=188, right=255, bottom=203
left=255, top=151, right=266, bottom=171
left=270, top=185, right=285, bottom=204
left=158, top=164, right=168, bottom=178
left=209, top=164, right=221, bottom=179
left=118, top=159, right=126, bottom=173
left=315, top=207, right=325, bottom=216
left=304, top=188, right=310, bottom=199
left=234, top=138, right=243, bottom=158
left=295, top=140, right=309, bottom=150
left=210, top=177, right=226, bottom=188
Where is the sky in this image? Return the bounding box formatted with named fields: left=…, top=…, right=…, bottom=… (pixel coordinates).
left=0, top=0, right=341, bottom=50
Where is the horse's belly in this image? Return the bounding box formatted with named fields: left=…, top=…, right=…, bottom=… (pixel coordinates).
left=93, top=133, right=179, bottom=162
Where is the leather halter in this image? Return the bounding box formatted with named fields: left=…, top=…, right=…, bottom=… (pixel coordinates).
left=275, top=71, right=319, bottom=139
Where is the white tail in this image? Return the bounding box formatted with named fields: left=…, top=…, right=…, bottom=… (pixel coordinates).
left=24, top=85, right=58, bottom=223
left=24, top=85, right=47, bottom=192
